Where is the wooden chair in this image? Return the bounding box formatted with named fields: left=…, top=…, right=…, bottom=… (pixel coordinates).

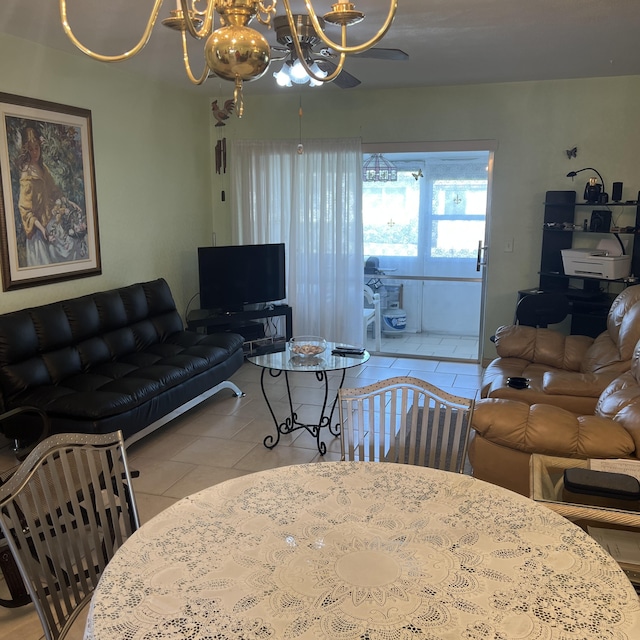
left=0, top=431, right=140, bottom=640
left=339, top=376, right=476, bottom=473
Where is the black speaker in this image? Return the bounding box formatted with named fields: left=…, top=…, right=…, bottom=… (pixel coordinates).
left=590, top=210, right=612, bottom=232
left=612, top=182, right=623, bottom=202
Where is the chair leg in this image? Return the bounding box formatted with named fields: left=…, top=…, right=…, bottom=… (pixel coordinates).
left=0, top=543, right=31, bottom=608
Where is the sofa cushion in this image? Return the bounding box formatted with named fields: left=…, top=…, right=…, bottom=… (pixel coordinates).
left=481, top=357, right=600, bottom=414
left=472, top=399, right=635, bottom=459
left=6, top=330, right=241, bottom=421
left=493, top=325, right=592, bottom=371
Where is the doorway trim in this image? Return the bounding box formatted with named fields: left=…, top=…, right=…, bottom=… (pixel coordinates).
left=362, top=140, right=497, bottom=363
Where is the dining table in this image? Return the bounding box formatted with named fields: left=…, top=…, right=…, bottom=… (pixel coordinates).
left=84, top=461, right=640, bottom=640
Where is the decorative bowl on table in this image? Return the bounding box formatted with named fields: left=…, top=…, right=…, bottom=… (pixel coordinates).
left=288, top=336, right=327, bottom=358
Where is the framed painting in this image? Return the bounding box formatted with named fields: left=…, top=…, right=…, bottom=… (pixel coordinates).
left=0, top=92, right=100, bottom=290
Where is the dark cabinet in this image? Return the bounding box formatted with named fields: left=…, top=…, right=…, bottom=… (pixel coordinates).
left=537, top=190, right=640, bottom=337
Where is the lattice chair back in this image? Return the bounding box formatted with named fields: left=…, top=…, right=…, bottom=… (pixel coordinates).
left=0, top=431, right=140, bottom=640
left=339, top=376, right=476, bottom=473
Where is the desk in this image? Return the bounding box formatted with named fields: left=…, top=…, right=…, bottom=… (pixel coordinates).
left=85, top=462, right=640, bottom=640
left=247, top=343, right=369, bottom=455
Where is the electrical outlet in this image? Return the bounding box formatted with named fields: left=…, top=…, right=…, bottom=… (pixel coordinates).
left=504, top=238, right=514, bottom=252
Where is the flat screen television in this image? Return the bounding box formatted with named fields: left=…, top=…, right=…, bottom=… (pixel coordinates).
left=198, top=243, right=286, bottom=312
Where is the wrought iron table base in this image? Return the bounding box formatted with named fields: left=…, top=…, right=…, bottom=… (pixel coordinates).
left=261, top=368, right=344, bottom=455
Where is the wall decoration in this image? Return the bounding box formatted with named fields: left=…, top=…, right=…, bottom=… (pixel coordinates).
left=0, top=93, right=101, bottom=290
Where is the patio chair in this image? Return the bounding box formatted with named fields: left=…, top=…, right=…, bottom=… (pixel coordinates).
left=0, top=406, right=51, bottom=608
left=0, top=430, right=140, bottom=640
left=364, top=285, right=382, bottom=351
left=338, top=376, right=476, bottom=473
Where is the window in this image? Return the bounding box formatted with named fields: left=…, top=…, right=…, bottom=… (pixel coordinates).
left=363, top=170, right=419, bottom=257
left=430, top=179, right=487, bottom=259
left=362, top=153, right=488, bottom=267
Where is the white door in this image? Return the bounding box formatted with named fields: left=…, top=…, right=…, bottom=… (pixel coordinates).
left=362, top=147, right=493, bottom=362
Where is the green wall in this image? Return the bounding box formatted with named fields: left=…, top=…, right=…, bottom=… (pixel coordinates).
left=0, top=33, right=214, bottom=318
left=218, top=77, right=640, bottom=358
left=2, top=29, right=639, bottom=360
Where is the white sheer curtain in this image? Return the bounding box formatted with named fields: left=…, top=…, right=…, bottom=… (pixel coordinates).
left=230, top=137, right=363, bottom=345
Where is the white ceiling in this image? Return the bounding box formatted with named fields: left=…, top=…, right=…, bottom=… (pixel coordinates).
left=1, top=1, right=640, bottom=96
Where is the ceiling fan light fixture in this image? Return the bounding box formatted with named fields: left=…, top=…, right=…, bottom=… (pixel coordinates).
left=308, top=61, right=327, bottom=86
left=363, top=153, right=398, bottom=182
left=290, top=59, right=310, bottom=83
left=273, top=62, right=293, bottom=87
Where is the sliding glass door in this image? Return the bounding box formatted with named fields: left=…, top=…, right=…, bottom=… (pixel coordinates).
left=362, top=146, right=494, bottom=362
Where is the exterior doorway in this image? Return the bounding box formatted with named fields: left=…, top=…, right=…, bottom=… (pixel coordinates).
left=362, top=144, right=494, bottom=363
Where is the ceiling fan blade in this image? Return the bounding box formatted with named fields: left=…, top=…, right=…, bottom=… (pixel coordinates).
left=316, top=59, right=361, bottom=89
left=353, top=48, right=409, bottom=61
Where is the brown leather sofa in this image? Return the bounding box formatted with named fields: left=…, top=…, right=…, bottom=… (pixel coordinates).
left=481, top=285, right=640, bottom=414
left=470, top=340, right=640, bottom=496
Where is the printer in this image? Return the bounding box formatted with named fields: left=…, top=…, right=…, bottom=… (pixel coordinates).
left=562, top=240, right=631, bottom=280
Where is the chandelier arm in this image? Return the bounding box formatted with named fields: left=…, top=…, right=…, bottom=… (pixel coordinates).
left=281, top=0, right=398, bottom=55
left=180, top=29, right=211, bottom=85
left=297, top=50, right=347, bottom=83
left=178, top=0, right=216, bottom=40
left=256, top=1, right=278, bottom=26
left=60, top=0, right=165, bottom=61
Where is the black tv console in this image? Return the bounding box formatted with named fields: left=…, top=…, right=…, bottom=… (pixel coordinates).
left=186, top=305, right=293, bottom=355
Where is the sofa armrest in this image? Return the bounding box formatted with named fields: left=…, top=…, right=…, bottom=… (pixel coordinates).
left=542, top=371, right=619, bottom=398
left=471, top=398, right=636, bottom=458
left=493, top=325, right=593, bottom=371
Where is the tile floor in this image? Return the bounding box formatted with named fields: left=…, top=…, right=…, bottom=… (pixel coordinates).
left=0, top=353, right=482, bottom=640
left=364, top=331, right=480, bottom=361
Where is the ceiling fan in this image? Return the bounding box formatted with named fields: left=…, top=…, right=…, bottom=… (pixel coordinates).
left=271, top=15, right=408, bottom=89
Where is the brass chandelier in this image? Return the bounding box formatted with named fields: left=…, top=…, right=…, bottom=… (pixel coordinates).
left=59, top=1, right=398, bottom=117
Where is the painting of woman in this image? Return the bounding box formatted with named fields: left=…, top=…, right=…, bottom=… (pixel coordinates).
left=0, top=93, right=100, bottom=290
left=17, top=126, right=85, bottom=266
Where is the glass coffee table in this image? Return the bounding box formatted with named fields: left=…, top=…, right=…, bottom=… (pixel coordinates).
left=247, top=343, right=369, bottom=455
left=530, top=454, right=640, bottom=590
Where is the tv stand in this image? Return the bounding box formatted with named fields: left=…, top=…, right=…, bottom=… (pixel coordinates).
left=186, top=305, right=293, bottom=355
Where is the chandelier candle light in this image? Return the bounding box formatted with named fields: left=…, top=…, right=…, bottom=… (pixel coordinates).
left=59, top=1, right=399, bottom=117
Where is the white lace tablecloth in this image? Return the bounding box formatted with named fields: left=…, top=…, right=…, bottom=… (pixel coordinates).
left=84, top=462, right=640, bottom=640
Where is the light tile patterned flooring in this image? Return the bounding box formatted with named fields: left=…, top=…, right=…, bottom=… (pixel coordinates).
left=365, top=331, right=480, bottom=361
left=0, top=351, right=482, bottom=640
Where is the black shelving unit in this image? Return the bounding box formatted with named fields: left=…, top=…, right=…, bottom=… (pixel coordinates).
left=186, top=305, right=293, bottom=355
left=536, top=190, right=640, bottom=336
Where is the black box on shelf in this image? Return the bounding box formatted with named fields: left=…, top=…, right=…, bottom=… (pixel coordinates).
left=589, top=210, right=612, bottom=232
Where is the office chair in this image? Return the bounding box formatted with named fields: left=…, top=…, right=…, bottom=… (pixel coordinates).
left=339, top=376, right=476, bottom=473
left=516, top=292, right=570, bottom=327
left=0, top=430, right=140, bottom=640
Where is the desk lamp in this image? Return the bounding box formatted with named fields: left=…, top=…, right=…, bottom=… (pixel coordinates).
left=567, top=167, right=608, bottom=204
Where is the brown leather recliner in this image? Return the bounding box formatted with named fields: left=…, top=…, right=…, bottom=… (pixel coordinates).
left=481, top=285, right=640, bottom=414
left=470, top=339, right=640, bottom=496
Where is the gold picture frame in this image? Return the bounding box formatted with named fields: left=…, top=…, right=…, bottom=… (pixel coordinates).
left=0, top=92, right=100, bottom=290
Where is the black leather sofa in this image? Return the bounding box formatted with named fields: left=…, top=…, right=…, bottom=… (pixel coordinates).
left=0, top=278, right=244, bottom=450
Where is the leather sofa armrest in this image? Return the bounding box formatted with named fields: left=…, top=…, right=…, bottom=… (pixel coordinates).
left=542, top=371, right=619, bottom=398
left=471, top=398, right=636, bottom=458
